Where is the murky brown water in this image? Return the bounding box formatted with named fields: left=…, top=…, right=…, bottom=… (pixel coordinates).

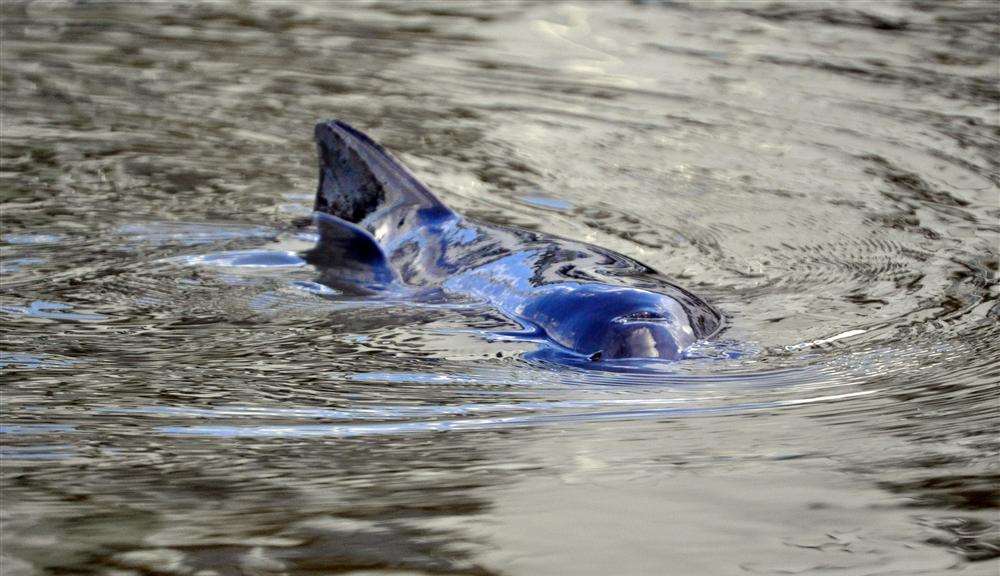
left=2, top=1, right=998, bottom=574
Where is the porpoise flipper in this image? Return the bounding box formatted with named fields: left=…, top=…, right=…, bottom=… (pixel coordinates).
left=314, top=120, right=452, bottom=226
left=303, top=212, right=397, bottom=290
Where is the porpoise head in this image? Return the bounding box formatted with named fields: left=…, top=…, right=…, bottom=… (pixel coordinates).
left=520, top=284, right=699, bottom=361
left=595, top=311, right=689, bottom=360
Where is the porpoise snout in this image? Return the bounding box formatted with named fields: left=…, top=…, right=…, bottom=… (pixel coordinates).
left=599, top=319, right=684, bottom=360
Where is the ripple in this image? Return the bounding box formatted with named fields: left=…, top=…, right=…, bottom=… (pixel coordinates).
left=0, top=257, right=46, bottom=274
left=0, top=352, right=79, bottom=369
left=154, top=390, right=878, bottom=438
left=1, top=0, right=997, bottom=573
left=0, top=300, right=107, bottom=322
left=182, top=250, right=307, bottom=268
left=518, top=194, right=573, bottom=211
left=2, top=233, right=66, bottom=245
left=116, top=222, right=277, bottom=247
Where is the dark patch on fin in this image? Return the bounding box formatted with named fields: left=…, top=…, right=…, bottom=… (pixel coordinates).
left=314, top=120, right=452, bottom=225
left=303, top=212, right=397, bottom=288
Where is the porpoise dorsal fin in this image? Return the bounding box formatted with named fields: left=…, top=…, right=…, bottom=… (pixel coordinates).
left=314, top=120, right=452, bottom=227
left=303, top=212, right=397, bottom=289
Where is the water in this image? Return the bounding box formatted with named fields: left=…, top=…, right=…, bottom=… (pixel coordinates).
left=1, top=1, right=997, bottom=574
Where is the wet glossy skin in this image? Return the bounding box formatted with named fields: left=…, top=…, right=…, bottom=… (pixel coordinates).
left=307, top=120, right=722, bottom=361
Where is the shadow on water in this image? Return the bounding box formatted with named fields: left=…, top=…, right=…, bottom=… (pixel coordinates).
left=1, top=0, right=998, bottom=574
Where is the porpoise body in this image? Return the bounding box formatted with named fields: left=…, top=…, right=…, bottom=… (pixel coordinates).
left=305, top=120, right=722, bottom=362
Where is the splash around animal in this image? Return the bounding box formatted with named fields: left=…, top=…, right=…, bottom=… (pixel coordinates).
left=303, top=120, right=723, bottom=363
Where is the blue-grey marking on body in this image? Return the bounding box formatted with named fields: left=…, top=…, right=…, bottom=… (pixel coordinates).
left=304, top=120, right=723, bottom=363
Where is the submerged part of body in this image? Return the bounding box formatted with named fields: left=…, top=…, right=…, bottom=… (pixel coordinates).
left=303, top=120, right=722, bottom=361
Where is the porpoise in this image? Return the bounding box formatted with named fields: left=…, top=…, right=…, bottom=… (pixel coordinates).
left=304, top=120, right=722, bottom=363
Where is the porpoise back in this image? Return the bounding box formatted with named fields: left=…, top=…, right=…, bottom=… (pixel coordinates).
left=304, top=119, right=722, bottom=362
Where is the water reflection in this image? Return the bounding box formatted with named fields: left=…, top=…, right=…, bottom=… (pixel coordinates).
left=1, top=0, right=997, bottom=573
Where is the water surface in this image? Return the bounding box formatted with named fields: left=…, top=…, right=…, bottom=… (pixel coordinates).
left=2, top=1, right=998, bottom=574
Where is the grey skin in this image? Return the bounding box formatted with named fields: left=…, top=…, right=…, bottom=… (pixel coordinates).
left=304, top=120, right=723, bottom=363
